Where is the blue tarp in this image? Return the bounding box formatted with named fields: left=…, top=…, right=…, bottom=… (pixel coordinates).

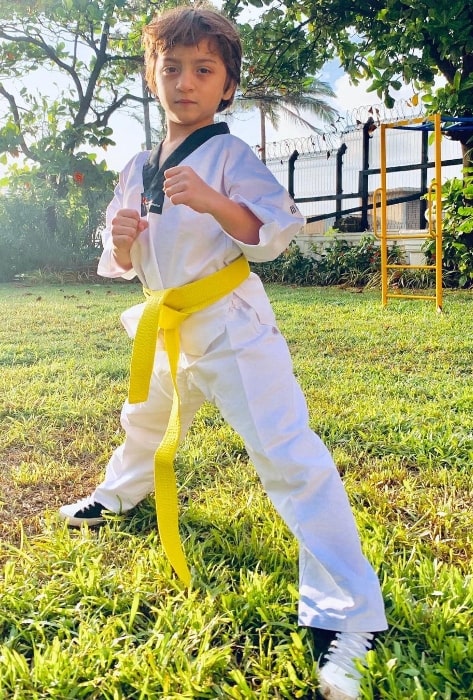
left=393, top=115, right=473, bottom=132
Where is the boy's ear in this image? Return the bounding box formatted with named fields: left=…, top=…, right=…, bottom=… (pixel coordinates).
left=223, top=78, right=237, bottom=101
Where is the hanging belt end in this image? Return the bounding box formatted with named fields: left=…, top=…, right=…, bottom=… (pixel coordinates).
left=176, top=565, right=192, bottom=588
left=128, top=388, right=150, bottom=404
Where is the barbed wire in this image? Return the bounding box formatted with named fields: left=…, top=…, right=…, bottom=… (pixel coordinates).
left=342, top=98, right=424, bottom=130
left=261, top=98, right=425, bottom=161
left=261, top=132, right=342, bottom=161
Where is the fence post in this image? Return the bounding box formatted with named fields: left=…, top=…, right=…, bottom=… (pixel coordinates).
left=335, top=143, right=347, bottom=226
left=420, top=128, right=429, bottom=228
left=288, top=150, right=299, bottom=199
left=360, top=117, right=376, bottom=230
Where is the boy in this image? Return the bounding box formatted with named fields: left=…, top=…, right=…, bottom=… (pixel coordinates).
left=59, top=7, right=387, bottom=699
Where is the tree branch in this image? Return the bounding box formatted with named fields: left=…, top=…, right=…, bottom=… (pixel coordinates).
left=95, top=92, right=151, bottom=126
left=421, top=33, right=457, bottom=84
left=0, top=27, right=84, bottom=100
left=0, top=82, right=37, bottom=161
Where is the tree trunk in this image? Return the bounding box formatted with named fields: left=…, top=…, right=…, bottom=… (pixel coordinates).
left=460, top=136, right=473, bottom=245
left=460, top=138, right=473, bottom=172
left=45, top=204, right=58, bottom=239
left=460, top=136, right=473, bottom=210
left=45, top=174, right=68, bottom=239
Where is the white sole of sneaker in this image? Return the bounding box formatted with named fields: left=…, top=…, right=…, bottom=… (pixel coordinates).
left=58, top=510, right=106, bottom=527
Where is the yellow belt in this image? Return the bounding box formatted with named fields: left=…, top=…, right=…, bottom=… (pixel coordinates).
left=128, top=255, right=250, bottom=585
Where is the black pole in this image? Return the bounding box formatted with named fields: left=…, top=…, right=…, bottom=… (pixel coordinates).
left=335, top=142, right=347, bottom=226
left=360, top=117, right=375, bottom=230
left=420, top=127, right=429, bottom=229
left=288, top=150, right=299, bottom=199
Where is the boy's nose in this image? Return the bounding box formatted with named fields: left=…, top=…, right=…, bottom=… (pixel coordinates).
left=176, top=70, right=193, bottom=91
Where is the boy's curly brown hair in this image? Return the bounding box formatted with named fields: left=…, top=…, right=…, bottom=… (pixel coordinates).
left=142, top=6, right=242, bottom=113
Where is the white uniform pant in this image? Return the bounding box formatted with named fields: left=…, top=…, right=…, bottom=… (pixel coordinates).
left=94, top=297, right=387, bottom=632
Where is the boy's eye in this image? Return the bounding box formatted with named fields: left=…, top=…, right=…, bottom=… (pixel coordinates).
left=162, top=66, right=178, bottom=74
left=197, top=67, right=211, bottom=74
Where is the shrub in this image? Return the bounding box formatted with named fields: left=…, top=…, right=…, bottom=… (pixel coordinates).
left=252, top=235, right=406, bottom=288
left=313, top=235, right=383, bottom=286
left=0, top=159, right=115, bottom=282
left=251, top=243, right=315, bottom=285
left=423, top=173, right=473, bottom=288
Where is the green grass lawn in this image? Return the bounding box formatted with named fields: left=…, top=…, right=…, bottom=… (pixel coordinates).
left=1, top=281, right=472, bottom=699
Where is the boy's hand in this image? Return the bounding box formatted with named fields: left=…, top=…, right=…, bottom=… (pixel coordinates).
left=111, top=209, right=148, bottom=249
left=163, top=166, right=215, bottom=214
left=111, top=208, right=148, bottom=269
left=163, top=165, right=261, bottom=245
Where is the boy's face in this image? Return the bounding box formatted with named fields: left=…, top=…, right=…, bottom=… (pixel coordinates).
left=154, top=39, right=235, bottom=134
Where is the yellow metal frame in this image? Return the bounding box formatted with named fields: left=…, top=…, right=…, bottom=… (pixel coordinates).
left=373, top=113, right=443, bottom=311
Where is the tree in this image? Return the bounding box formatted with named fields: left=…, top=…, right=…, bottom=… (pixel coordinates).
left=0, top=0, right=167, bottom=276
left=0, top=0, right=154, bottom=168
left=224, top=4, right=337, bottom=162
left=230, top=0, right=473, bottom=169
left=236, top=77, right=337, bottom=163
left=334, top=0, right=473, bottom=169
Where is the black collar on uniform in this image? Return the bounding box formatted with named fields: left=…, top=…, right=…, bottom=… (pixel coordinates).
left=142, top=122, right=230, bottom=215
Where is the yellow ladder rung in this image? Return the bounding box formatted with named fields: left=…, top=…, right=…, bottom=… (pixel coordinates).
left=386, top=293, right=437, bottom=301
left=383, top=232, right=436, bottom=240
left=387, top=264, right=436, bottom=270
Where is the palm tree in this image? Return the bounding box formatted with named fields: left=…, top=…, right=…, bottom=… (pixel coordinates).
left=234, top=78, right=338, bottom=163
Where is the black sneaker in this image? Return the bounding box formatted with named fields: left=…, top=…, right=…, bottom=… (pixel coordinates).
left=59, top=497, right=109, bottom=527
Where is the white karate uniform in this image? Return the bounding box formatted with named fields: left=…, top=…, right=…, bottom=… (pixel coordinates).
left=94, top=131, right=387, bottom=632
